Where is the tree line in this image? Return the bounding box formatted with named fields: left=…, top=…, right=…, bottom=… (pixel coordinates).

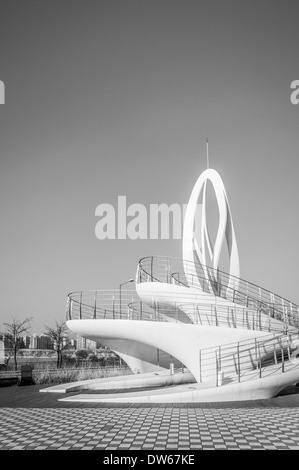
left=0, top=316, right=69, bottom=370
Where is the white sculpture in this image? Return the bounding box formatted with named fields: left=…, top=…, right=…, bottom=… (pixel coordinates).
left=62, top=159, right=299, bottom=403
left=183, top=168, right=240, bottom=297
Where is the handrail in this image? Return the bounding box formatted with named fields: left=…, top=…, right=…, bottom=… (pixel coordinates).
left=137, top=255, right=298, bottom=308
left=136, top=256, right=299, bottom=331
left=66, top=289, right=299, bottom=384
left=197, top=331, right=299, bottom=385
left=66, top=289, right=140, bottom=321
left=66, top=287, right=299, bottom=385
left=65, top=253, right=299, bottom=389
left=66, top=289, right=298, bottom=336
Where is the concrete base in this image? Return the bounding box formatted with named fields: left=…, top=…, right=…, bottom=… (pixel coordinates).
left=40, top=369, right=195, bottom=394
left=57, top=360, right=299, bottom=403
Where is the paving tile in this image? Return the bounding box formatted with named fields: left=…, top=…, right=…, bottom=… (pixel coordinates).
left=2, top=385, right=299, bottom=450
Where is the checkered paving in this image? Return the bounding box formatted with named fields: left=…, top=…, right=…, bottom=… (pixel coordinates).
left=1, top=406, right=299, bottom=450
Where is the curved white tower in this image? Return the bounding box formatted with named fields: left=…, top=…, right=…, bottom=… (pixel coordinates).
left=183, top=168, right=240, bottom=296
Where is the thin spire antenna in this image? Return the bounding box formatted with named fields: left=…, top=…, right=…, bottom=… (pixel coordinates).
left=206, top=138, right=209, bottom=169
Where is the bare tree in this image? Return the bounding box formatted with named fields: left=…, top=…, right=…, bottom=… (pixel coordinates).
left=44, top=320, right=69, bottom=369
left=1, top=316, right=33, bottom=371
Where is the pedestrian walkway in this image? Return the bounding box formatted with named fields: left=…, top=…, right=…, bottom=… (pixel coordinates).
left=1, top=383, right=299, bottom=450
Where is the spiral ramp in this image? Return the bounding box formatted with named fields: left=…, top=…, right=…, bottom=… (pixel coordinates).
left=59, top=255, right=299, bottom=403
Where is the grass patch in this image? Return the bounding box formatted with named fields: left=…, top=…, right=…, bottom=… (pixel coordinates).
left=34, top=366, right=132, bottom=385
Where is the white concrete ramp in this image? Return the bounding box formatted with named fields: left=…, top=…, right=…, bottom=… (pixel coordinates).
left=57, top=361, right=299, bottom=404
left=40, top=369, right=195, bottom=394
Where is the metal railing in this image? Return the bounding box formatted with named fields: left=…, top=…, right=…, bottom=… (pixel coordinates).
left=66, top=288, right=299, bottom=385
left=66, top=289, right=298, bottom=335
left=198, top=331, right=299, bottom=386
left=66, top=289, right=140, bottom=321
left=136, top=256, right=299, bottom=332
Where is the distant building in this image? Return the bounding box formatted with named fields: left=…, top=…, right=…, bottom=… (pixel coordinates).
left=29, top=334, right=38, bottom=349
left=76, top=335, right=97, bottom=350
left=22, top=336, right=31, bottom=349
left=0, top=334, right=12, bottom=349
left=69, top=338, right=77, bottom=349
left=86, top=339, right=97, bottom=350
left=76, top=334, right=86, bottom=350
left=38, top=334, right=54, bottom=350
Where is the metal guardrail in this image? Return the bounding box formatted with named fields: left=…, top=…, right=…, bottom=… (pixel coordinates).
left=136, top=256, right=299, bottom=332
left=65, top=288, right=299, bottom=383
left=66, top=289, right=140, bottom=321
left=66, top=289, right=298, bottom=335
left=65, top=256, right=299, bottom=386
left=198, top=331, right=299, bottom=386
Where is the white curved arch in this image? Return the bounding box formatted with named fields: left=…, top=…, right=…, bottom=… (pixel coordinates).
left=183, top=168, right=240, bottom=296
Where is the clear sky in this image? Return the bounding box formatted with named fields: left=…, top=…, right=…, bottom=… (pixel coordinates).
left=0, top=0, right=299, bottom=334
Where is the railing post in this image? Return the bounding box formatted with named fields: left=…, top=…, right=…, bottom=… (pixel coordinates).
left=215, top=350, right=218, bottom=387
left=214, top=306, right=218, bottom=326
left=79, top=291, right=82, bottom=320
left=290, top=302, right=293, bottom=327
left=93, top=291, right=97, bottom=319
left=258, top=343, right=262, bottom=378
left=274, top=348, right=277, bottom=364
left=151, top=256, right=153, bottom=282
left=68, top=298, right=72, bottom=320
left=237, top=342, right=240, bottom=382
left=254, top=337, right=258, bottom=367
left=71, top=299, right=74, bottom=320
left=281, top=348, right=285, bottom=372
left=284, top=306, right=288, bottom=334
